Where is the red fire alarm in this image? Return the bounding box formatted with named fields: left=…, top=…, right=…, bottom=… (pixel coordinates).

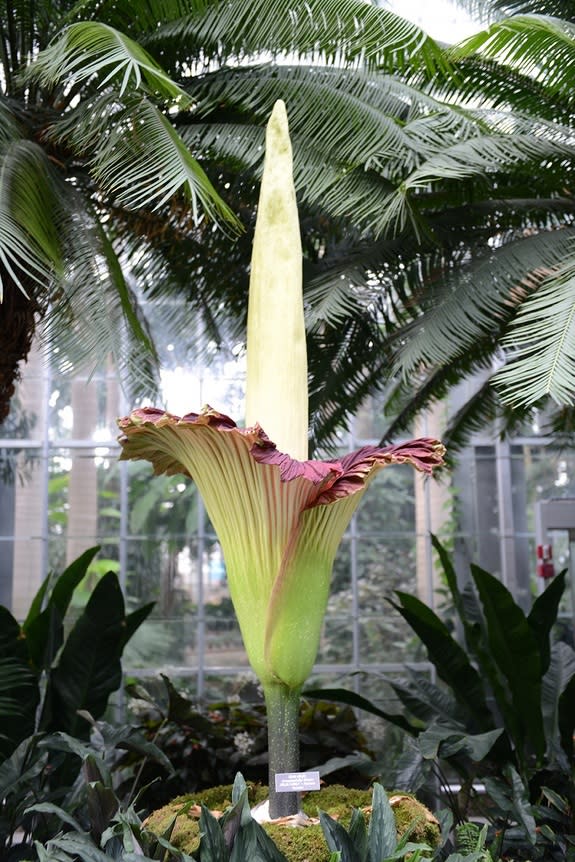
left=536, top=544, right=555, bottom=579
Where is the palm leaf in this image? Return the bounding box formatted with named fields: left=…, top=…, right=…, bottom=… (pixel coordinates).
left=181, top=63, right=483, bottom=230
left=391, top=228, right=575, bottom=378
left=40, top=193, right=161, bottom=404
left=0, top=140, right=63, bottom=300
left=423, top=54, right=575, bottom=123
left=452, top=13, right=575, bottom=101
left=49, top=88, right=239, bottom=227
left=494, top=243, right=575, bottom=404
left=148, top=0, right=448, bottom=75
left=30, top=20, right=190, bottom=102
left=94, top=98, right=236, bottom=223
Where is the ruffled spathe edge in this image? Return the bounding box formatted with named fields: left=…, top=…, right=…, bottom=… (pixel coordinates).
left=118, top=405, right=445, bottom=501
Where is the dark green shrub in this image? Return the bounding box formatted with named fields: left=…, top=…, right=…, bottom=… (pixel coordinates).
left=306, top=535, right=575, bottom=861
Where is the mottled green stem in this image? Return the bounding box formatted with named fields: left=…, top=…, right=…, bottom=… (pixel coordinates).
left=264, top=682, right=301, bottom=818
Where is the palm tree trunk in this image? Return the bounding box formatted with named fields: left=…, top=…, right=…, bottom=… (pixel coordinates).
left=0, top=275, right=43, bottom=425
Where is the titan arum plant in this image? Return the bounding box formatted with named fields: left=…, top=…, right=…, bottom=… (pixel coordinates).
left=118, top=101, right=445, bottom=819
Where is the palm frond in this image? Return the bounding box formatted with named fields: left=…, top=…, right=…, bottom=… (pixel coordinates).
left=188, top=63, right=477, bottom=158
left=96, top=99, right=238, bottom=223
left=421, top=54, right=575, bottom=122
left=379, top=348, right=497, bottom=439
left=0, top=140, right=63, bottom=300
left=30, top=20, right=190, bottom=102
left=391, top=227, right=575, bottom=378
left=451, top=13, right=575, bottom=99
left=0, top=98, right=23, bottom=142
left=49, top=90, right=240, bottom=228
left=377, top=359, right=544, bottom=458
left=148, top=0, right=448, bottom=76
left=495, top=245, right=575, bottom=404
left=40, top=194, right=161, bottom=405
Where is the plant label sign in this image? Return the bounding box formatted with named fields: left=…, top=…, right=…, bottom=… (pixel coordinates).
left=275, top=771, right=320, bottom=792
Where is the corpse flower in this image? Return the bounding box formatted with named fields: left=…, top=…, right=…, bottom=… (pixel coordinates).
left=118, top=101, right=445, bottom=819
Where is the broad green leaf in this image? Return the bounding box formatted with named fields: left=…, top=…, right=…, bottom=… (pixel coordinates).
left=23, top=546, right=100, bottom=672
left=122, top=602, right=156, bottom=650
left=368, top=783, right=397, bottom=862
left=303, top=687, right=418, bottom=735
left=41, top=833, right=113, bottom=862
left=541, top=642, right=575, bottom=767
left=39, top=572, right=128, bottom=738
left=390, top=593, right=493, bottom=729
left=348, top=808, right=368, bottom=862
left=320, top=810, right=360, bottom=862
left=505, top=764, right=537, bottom=846
left=558, top=666, right=575, bottom=761
left=0, top=736, right=46, bottom=799
left=471, top=565, right=545, bottom=760
left=528, top=571, right=567, bottom=674
left=25, top=801, right=83, bottom=832
left=47, top=546, right=101, bottom=619
left=418, top=724, right=503, bottom=762
left=430, top=534, right=464, bottom=619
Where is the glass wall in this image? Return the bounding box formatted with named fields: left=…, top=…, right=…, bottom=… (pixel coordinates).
left=1, top=344, right=573, bottom=707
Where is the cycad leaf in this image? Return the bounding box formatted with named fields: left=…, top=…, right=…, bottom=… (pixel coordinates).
left=494, top=248, right=575, bottom=405
left=86, top=96, right=238, bottom=224
left=40, top=195, right=161, bottom=404
left=152, top=0, right=448, bottom=75
left=31, top=21, right=190, bottom=102
left=452, top=14, right=575, bottom=101
left=392, top=228, right=575, bottom=377
left=0, top=140, right=63, bottom=298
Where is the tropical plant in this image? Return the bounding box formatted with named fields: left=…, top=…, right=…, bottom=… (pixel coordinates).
left=0, top=0, right=448, bottom=434
left=372, top=0, right=575, bottom=451
left=319, top=781, right=437, bottom=862
left=0, top=2, right=237, bottom=426
left=7, top=0, right=575, bottom=454
left=0, top=717, right=173, bottom=856
left=118, top=674, right=373, bottom=811
left=0, top=546, right=154, bottom=761
left=307, top=535, right=575, bottom=860
left=31, top=768, right=289, bottom=862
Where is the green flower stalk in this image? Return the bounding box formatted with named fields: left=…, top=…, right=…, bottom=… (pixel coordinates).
left=117, top=101, right=445, bottom=819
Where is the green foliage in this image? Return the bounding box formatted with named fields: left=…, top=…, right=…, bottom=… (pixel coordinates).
left=31, top=768, right=289, bottom=862
left=307, top=536, right=575, bottom=860
left=146, top=780, right=440, bottom=862
left=119, top=675, right=373, bottom=811
left=0, top=716, right=174, bottom=857
left=454, top=822, right=493, bottom=861
left=0, top=547, right=154, bottom=758
left=318, top=782, right=435, bottom=862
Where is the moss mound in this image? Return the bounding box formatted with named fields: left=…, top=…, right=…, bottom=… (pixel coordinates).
left=145, top=783, right=440, bottom=862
